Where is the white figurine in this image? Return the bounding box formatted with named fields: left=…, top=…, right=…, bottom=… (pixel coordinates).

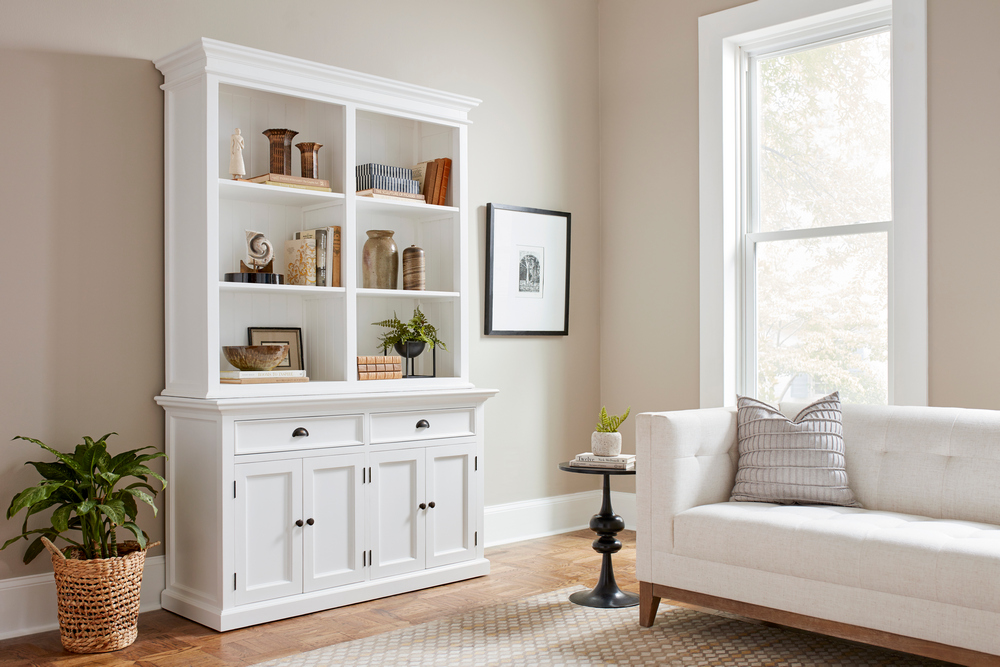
left=230, top=128, right=246, bottom=179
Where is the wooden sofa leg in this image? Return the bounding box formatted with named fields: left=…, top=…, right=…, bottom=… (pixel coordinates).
left=639, top=581, right=660, bottom=627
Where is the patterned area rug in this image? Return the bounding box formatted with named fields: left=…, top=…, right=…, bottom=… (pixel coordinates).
left=250, top=587, right=951, bottom=666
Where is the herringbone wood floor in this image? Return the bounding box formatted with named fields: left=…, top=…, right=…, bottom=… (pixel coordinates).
left=0, top=529, right=636, bottom=666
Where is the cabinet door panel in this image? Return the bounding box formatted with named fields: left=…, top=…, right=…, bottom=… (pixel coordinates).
left=235, top=460, right=302, bottom=605
left=370, top=450, right=425, bottom=579
left=303, top=453, right=365, bottom=592
left=425, top=443, right=476, bottom=568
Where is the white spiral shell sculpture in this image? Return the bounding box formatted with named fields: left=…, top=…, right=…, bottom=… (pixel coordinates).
left=245, top=230, right=274, bottom=268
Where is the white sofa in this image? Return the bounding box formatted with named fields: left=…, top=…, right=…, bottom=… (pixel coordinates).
left=636, top=403, right=1000, bottom=665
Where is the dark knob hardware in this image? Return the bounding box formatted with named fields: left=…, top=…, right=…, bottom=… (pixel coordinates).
left=295, top=519, right=304, bottom=527
left=419, top=503, right=427, bottom=510
left=306, top=518, right=315, bottom=525
left=292, top=427, right=309, bottom=437
left=416, top=420, right=430, bottom=429
left=428, top=501, right=436, bottom=508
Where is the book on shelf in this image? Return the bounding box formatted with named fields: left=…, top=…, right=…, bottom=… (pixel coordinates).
left=259, top=180, right=333, bottom=192
left=246, top=173, right=331, bottom=188
left=568, top=459, right=635, bottom=470
left=356, top=188, right=426, bottom=202
left=220, top=376, right=310, bottom=384
left=422, top=160, right=438, bottom=201
left=355, top=173, right=420, bottom=194
left=411, top=161, right=431, bottom=192
left=220, top=370, right=307, bottom=379
left=434, top=157, right=451, bottom=205
left=573, top=452, right=635, bottom=463
left=328, top=225, right=342, bottom=288
left=295, top=229, right=328, bottom=286
left=285, top=238, right=316, bottom=286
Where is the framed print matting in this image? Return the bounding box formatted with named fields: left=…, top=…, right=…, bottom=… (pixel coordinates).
left=485, top=203, right=571, bottom=335
left=248, top=327, right=304, bottom=370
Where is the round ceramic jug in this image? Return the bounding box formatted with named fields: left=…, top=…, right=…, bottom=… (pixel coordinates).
left=362, top=230, right=398, bottom=289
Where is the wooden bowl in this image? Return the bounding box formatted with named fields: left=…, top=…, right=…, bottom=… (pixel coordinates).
left=223, top=345, right=289, bottom=371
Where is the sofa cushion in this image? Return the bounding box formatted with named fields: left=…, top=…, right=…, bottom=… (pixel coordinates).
left=731, top=392, right=860, bottom=507
left=673, top=502, right=1000, bottom=615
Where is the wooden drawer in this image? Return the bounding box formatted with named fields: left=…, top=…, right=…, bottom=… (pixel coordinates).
left=370, top=408, right=475, bottom=444
left=235, top=415, right=363, bottom=454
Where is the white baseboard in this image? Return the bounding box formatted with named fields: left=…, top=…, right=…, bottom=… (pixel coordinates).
left=0, top=491, right=635, bottom=640
left=484, top=490, right=636, bottom=547
left=0, top=555, right=165, bottom=641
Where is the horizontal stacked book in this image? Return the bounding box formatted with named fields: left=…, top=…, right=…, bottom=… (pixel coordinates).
left=568, top=453, right=635, bottom=470
left=220, top=370, right=309, bottom=385
left=356, top=163, right=422, bottom=198
left=245, top=173, right=333, bottom=192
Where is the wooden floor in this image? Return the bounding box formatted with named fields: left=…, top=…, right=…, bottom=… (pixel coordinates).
left=0, top=530, right=636, bottom=667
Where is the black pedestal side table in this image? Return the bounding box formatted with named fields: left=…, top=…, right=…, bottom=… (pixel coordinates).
left=558, top=461, right=639, bottom=608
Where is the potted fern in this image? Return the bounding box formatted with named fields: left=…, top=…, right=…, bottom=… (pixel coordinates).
left=2, top=433, right=166, bottom=653
left=592, top=406, right=630, bottom=457
left=373, top=306, right=447, bottom=375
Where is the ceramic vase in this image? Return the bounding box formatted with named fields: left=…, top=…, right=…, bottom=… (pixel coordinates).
left=262, top=128, right=298, bottom=175
left=403, top=245, right=426, bottom=290
left=295, top=142, right=323, bottom=179
left=591, top=431, right=622, bottom=457
left=362, top=230, right=398, bottom=289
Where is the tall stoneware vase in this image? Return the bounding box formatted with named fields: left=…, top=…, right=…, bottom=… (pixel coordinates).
left=362, top=230, right=399, bottom=289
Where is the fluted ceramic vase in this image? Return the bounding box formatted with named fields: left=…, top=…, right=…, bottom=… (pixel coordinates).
left=362, top=230, right=398, bottom=289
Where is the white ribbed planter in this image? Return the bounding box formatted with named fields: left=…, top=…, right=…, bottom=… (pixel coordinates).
left=591, top=431, right=622, bottom=457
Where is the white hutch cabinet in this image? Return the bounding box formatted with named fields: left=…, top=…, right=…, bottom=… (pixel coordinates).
left=153, top=39, right=494, bottom=631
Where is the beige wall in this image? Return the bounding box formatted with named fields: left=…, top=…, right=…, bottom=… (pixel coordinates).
left=0, top=0, right=602, bottom=579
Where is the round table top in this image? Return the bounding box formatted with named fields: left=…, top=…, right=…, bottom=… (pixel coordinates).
left=558, top=461, right=636, bottom=476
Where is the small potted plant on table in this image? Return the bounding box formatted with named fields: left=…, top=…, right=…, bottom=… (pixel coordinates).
left=373, top=306, right=447, bottom=377
left=592, top=406, right=631, bottom=457
left=2, top=433, right=166, bottom=653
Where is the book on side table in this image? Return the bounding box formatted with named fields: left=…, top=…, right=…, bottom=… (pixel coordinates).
left=569, top=453, right=635, bottom=470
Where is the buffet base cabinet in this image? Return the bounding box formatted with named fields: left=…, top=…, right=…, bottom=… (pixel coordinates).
left=155, top=390, right=494, bottom=631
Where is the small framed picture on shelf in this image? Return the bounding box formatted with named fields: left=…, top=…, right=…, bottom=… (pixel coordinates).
left=485, top=203, right=571, bottom=336
left=248, top=327, right=304, bottom=370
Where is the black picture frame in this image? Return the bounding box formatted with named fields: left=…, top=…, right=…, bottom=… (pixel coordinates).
left=485, top=203, right=571, bottom=336
left=248, top=327, right=304, bottom=371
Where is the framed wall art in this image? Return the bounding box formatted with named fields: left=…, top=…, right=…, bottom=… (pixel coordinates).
left=485, top=203, right=571, bottom=335
left=248, top=327, right=304, bottom=370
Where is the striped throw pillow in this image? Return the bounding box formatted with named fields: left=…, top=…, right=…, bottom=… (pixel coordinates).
left=731, top=392, right=861, bottom=507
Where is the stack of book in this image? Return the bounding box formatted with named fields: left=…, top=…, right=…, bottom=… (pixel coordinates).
left=568, top=453, right=635, bottom=470
left=245, top=173, right=333, bottom=192
left=221, top=370, right=309, bottom=385
left=293, top=226, right=342, bottom=287
left=412, top=157, right=452, bottom=206
left=356, top=163, right=424, bottom=201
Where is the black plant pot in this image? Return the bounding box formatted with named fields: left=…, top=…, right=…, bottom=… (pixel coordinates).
left=393, top=341, right=426, bottom=358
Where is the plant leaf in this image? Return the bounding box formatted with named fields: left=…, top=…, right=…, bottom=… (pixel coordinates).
left=26, top=461, right=75, bottom=481
left=23, top=533, right=58, bottom=565
left=50, top=504, right=76, bottom=532
left=6, top=482, right=66, bottom=519
left=120, top=488, right=158, bottom=516
left=120, top=465, right=167, bottom=488
left=13, top=436, right=88, bottom=479
left=77, top=499, right=96, bottom=515
left=98, top=500, right=127, bottom=526
left=120, top=521, right=147, bottom=549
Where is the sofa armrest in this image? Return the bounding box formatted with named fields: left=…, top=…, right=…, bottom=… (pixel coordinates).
left=635, top=408, right=738, bottom=580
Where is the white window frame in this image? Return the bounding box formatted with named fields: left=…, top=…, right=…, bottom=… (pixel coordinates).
left=699, top=0, right=927, bottom=407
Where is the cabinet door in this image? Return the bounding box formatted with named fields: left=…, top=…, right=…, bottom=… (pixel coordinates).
left=425, top=443, right=477, bottom=568
left=235, top=460, right=302, bottom=605
left=303, top=453, right=366, bottom=592
left=369, top=449, right=425, bottom=579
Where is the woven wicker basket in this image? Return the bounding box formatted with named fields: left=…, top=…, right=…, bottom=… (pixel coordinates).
left=41, top=536, right=158, bottom=653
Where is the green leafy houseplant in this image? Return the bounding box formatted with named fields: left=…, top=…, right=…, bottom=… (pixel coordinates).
left=373, top=306, right=448, bottom=355
left=595, top=406, right=631, bottom=433
left=3, top=433, right=166, bottom=563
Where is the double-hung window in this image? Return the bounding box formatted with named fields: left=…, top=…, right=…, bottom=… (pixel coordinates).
left=699, top=0, right=927, bottom=407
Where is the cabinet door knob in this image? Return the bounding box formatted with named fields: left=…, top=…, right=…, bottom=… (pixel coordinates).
left=418, top=503, right=427, bottom=510
left=306, top=518, right=315, bottom=526
left=295, top=519, right=304, bottom=527
left=416, top=420, right=430, bottom=429
left=292, top=427, right=309, bottom=437
left=428, top=501, right=435, bottom=508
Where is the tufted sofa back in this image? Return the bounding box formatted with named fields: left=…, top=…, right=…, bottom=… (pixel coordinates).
left=781, top=403, right=1000, bottom=524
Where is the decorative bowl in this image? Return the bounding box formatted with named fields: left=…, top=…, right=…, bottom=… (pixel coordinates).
left=223, top=345, right=289, bottom=371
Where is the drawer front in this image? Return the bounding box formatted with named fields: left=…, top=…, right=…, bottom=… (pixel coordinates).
left=236, top=415, right=363, bottom=454
left=370, top=408, right=475, bottom=444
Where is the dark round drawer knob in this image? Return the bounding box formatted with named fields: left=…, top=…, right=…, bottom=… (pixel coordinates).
left=416, top=420, right=430, bottom=429
left=419, top=503, right=427, bottom=510
left=428, top=501, right=436, bottom=508
left=295, top=519, right=304, bottom=527
left=306, top=518, right=315, bottom=526
left=292, top=427, right=309, bottom=437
